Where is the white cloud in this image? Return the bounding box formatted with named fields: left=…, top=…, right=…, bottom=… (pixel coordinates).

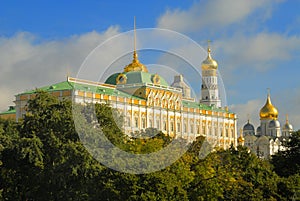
left=230, top=99, right=263, bottom=130
left=156, top=0, right=300, bottom=132
left=230, top=90, right=300, bottom=133
left=274, top=88, right=300, bottom=131
left=217, top=33, right=300, bottom=71
left=0, top=26, right=121, bottom=111
left=157, top=0, right=281, bottom=33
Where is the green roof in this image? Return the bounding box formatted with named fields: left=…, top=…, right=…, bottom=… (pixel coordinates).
left=16, top=77, right=233, bottom=114
left=105, top=71, right=169, bottom=86
left=105, top=73, right=120, bottom=85
left=182, top=100, right=212, bottom=110
left=20, top=81, right=73, bottom=95
left=0, top=106, right=16, bottom=115
left=18, top=79, right=143, bottom=100
left=182, top=100, right=232, bottom=113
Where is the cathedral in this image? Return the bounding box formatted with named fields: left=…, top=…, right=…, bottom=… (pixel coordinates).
left=0, top=33, right=237, bottom=149
left=238, top=92, right=294, bottom=159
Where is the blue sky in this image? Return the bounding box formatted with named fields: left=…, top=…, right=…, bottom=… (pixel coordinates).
left=0, top=0, right=300, bottom=130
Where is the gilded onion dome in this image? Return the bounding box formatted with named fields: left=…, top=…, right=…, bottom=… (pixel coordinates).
left=201, top=43, right=218, bottom=70
left=237, top=129, right=245, bottom=144
left=237, top=135, right=245, bottom=143
left=259, top=92, right=278, bottom=120
left=123, top=50, right=148, bottom=72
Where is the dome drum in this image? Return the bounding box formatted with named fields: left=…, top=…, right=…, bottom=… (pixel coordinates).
left=283, top=123, right=293, bottom=130
left=268, top=120, right=280, bottom=128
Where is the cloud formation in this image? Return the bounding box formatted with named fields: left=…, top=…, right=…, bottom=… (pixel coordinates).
left=217, top=33, right=300, bottom=71
left=0, top=26, right=120, bottom=111
left=157, top=0, right=280, bottom=33
left=157, top=0, right=299, bottom=130
left=230, top=99, right=263, bottom=130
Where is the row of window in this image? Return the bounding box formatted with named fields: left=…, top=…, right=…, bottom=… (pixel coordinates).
left=125, top=116, right=234, bottom=137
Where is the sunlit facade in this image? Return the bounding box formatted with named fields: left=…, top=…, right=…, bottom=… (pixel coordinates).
left=11, top=44, right=237, bottom=149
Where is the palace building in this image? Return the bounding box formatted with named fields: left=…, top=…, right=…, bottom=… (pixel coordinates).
left=238, top=92, right=294, bottom=158
left=0, top=28, right=237, bottom=148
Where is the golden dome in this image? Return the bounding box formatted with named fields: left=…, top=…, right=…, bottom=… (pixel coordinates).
left=259, top=92, right=278, bottom=120
left=237, top=128, right=244, bottom=143
left=123, top=17, right=148, bottom=73
left=124, top=51, right=148, bottom=72
left=237, top=135, right=245, bottom=143
left=201, top=47, right=218, bottom=70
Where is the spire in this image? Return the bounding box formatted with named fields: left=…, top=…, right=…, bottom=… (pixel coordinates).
left=239, top=128, right=243, bottom=137
left=123, top=17, right=148, bottom=72
left=286, top=114, right=289, bottom=124
left=201, top=39, right=218, bottom=70
left=266, top=88, right=272, bottom=105
left=247, top=114, right=250, bottom=123
left=133, top=16, right=138, bottom=63
left=207, top=40, right=212, bottom=58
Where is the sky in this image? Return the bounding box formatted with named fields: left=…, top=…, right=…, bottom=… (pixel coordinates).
left=0, top=0, right=300, bottom=131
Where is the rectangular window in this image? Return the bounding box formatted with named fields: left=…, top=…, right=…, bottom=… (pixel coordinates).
left=142, top=117, right=146, bottom=128
left=163, top=121, right=167, bottom=131
left=190, top=124, right=194, bottom=133
left=170, top=122, right=174, bottom=132
left=156, top=119, right=160, bottom=129
left=149, top=119, right=153, bottom=128
left=126, top=117, right=131, bottom=127
left=177, top=122, right=180, bottom=132
left=135, top=117, right=139, bottom=128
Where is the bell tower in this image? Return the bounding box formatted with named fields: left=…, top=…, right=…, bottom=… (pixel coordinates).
left=200, top=41, right=221, bottom=107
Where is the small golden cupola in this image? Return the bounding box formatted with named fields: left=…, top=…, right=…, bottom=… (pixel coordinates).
left=123, top=17, right=148, bottom=73
left=201, top=40, right=218, bottom=70
left=237, top=128, right=245, bottom=146
left=259, top=90, right=278, bottom=120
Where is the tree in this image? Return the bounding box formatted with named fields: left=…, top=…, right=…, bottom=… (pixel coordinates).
left=188, top=144, right=280, bottom=200
left=1, top=91, right=107, bottom=200
left=271, top=130, right=300, bottom=177
left=0, top=118, right=19, bottom=200
left=1, top=91, right=297, bottom=200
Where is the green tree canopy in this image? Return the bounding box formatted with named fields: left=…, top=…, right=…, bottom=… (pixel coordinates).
left=0, top=91, right=299, bottom=200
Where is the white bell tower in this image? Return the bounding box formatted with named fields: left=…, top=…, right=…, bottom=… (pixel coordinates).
left=200, top=41, right=221, bottom=108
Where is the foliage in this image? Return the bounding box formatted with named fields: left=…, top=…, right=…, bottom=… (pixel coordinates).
left=0, top=91, right=299, bottom=200
left=271, top=130, right=300, bottom=177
